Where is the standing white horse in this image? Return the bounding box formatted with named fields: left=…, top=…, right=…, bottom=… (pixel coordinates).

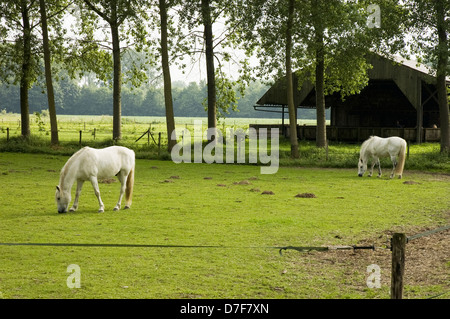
left=358, top=136, right=406, bottom=179
left=55, top=146, right=135, bottom=213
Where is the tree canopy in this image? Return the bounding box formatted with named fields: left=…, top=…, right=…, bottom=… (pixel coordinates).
left=0, top=0, right=448, bottom=150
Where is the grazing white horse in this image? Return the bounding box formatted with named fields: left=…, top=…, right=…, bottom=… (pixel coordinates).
left=55, top=146, right=135, bottom=213
left=358, top=136, right=406, bottom=179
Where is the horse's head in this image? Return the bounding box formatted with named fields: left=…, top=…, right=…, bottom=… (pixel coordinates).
left=358, top=158, right=367, bottom=177
left=55, top=186, right=71, bottom=213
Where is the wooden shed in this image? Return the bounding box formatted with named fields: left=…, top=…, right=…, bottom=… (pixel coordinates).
left=252, top=54, right=449, bottom=143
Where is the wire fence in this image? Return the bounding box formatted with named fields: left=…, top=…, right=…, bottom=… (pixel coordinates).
left=1, top=120, right=447, bottom=171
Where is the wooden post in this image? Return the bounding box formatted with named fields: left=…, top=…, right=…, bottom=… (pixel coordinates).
left=7, top=127, right=9, bottom=142
left=93, top=128, right=96, bottom=140
left=158, top=132, right=161, bottom=157
left=391, top=233, right=406, bottom=299
left=416, top=78, right=423, bottom=144
left=79, top=130, right=82, bottom=146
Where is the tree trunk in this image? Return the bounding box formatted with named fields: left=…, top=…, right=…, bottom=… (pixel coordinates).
left=159, top=0, right=176, bottom=152
left=39, top=0, right=59, bottom=145
left=110, top=2, right=122, bottom=141
left=435, top=0, right=449, bottom=153
left=315, top=27, right=327, bottom=148
left=201, top=0, right=216, bottom=138
left=20, top=0, right=31, bottom=138
left=286, top=0, right=299, bottom=158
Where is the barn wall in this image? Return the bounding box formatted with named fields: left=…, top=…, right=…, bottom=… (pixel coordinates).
left=249, top=124, right=441, bottom=142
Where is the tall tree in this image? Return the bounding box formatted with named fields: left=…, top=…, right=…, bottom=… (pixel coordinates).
left=39, top=0, right=58, bottom=145
left=229, top=0, right=406, bottom=148
left=175, top=1, right=251, bottom=132
left=298, top=0, right=407, bottom=147
left=158, top=0, right=176, bottom=151
left=405, top=0, right=449, bottom=152
left=80, top=0, right=149, bottom=141
left=227, top=0, right=301, bottom=157
left=0, top=0, right=67, bottom=139
left=285, top=0, right=299, bottom=157
left=0, top=0, right=37, bottom=138
left=201, top=0, right=217, bottom=136
left=434, top=0, right=450, bottom=153
left=311, top=0, right=326, bottom=147
left=297, top=0, right=379, bottom=147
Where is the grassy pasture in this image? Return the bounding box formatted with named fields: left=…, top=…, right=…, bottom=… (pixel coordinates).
left=0, top=152, right=448, bottom=299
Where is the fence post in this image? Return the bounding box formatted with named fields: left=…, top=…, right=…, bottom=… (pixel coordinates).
left=6, top=127, right=9, bottom=142
left=79, top=130, right=82, bottom=146
left=391, top=233, right=406, bottom=299
left=158, top=132, right=161, bottom=157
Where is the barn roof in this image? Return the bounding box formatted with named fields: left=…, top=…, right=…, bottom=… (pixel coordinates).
left=256, top=54, right=450, bottom=110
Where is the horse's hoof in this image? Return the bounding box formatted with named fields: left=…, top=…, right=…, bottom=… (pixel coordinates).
left=98, top=209, right=104, bottom=213
left=124, top=206, right=130, bottom=210
left=113, top=207, right=119, bottom=211
left=69, top=208, right=76, bottom=212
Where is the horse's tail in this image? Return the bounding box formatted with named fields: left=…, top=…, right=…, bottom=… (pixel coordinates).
left=395, top=140, right=406, bottom=177
left=125, top=165, right=134, bottom=207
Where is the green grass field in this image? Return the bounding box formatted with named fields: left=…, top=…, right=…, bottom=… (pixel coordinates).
left=0, top=152, right=448, bottom=299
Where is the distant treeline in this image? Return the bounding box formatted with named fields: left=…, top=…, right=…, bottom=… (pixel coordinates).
left=0, top=80, right=319, bottom=120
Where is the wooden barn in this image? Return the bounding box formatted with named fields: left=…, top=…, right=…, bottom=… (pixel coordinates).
left=251, top=54, right=450, bottom=143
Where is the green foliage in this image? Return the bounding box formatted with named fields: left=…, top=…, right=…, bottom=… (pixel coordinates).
left=0, top=79, right=271, bottom=118
left=403, top=0, right=450, bottom=71
left=0, top=0, right=70, bottom=87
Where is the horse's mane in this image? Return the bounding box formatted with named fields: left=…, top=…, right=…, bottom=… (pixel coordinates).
left=60, top=147, right=89, bottom=186
left=360, top=136, right=376, bottom=156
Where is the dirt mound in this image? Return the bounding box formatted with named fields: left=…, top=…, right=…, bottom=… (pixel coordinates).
left=295, top=193, right=316, bottom=198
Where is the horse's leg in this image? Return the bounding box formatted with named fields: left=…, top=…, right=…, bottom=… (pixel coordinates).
left=70, top=180, right=84, bottom=212
left=390, top=155, right=397, bottom=178
left=89, top=176, right=104, bottom=213
left=377, top=158, right=382, bottom=178
left=368, top=158, right=376, bottom=177
left=113, top=171, right=127, bottom=211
